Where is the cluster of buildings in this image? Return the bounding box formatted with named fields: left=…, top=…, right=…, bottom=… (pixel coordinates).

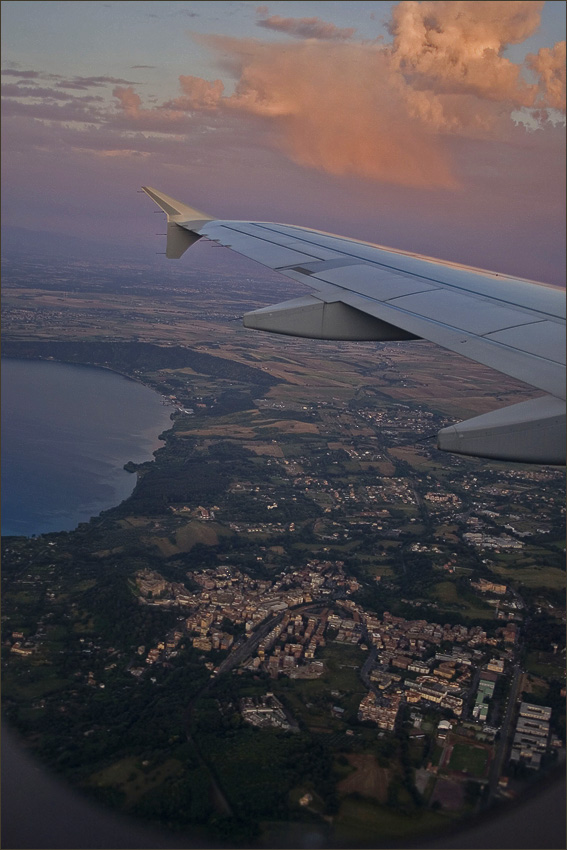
left=463, top=532, right=524, bottom=551
left=351, top=609, right=519, bottom=729
left=472, top=578, right=508, bottom=596
left=130, top=558, right=555, bottom=776
left=8, top=631, right=34, bottom=657
left=252, top=609, right=328, bottom=677
left=133, top=565, right=515, bottom=733
left=424, top=491, right=463, bottom=510
left=280, top=475, right=418, bottom=515
left=510, top=702, right=553, bottom=769
left=358, top=691, right=402, bottom=731
left=133, top=561, right=357, bottom=669
left=357, top=405, right=437, bottom=439
left=239, top=693, right=294, bottom=730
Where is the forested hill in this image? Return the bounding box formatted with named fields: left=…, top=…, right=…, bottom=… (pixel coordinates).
left=1, top=340, right=282, bottom=393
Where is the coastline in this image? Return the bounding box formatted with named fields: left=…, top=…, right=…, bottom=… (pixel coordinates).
left=1, top=356, right=175, bottom=538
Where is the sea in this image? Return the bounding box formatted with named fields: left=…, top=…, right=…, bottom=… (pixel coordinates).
left=1, top=358, right=174, bottom=537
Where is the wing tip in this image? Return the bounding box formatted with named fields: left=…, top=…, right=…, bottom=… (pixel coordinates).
left=141, top=186, right=213, bottom=222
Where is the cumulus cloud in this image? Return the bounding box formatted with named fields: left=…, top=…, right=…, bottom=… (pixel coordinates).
left=164, top=75, right=224, bottom=111
left=113, top=86, right=143, bottom=118
left=155, top=0, right=561, bottom=188
left=257, top=14, right=355, bottom=41
left=527, top=41, right=567, bottom=111
left=191, top=35, right=455, bottom=188
left=112, top=85, right=188, bottom=128
left=387, top=0, right=542, bottom=108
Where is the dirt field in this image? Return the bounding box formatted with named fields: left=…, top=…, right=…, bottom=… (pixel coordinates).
left=337, top=754, right=390, bottom=803
left=181, top=426, right=259, bottom=438
left=429, top=777, right=465, bottom=811
left=259, top=419, right=319, bottom=434
left=147, top=520, right=226, bottom=556
left=243, top=442, right=284, bottom=457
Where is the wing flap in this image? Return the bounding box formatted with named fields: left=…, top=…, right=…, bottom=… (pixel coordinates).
left=485, top=322, right=565, bottom=363
left=378, top=289, right=540, bottom=336
left=311, top=263, right=439, bottom=299
left=337, top=289, right=565, bottom=399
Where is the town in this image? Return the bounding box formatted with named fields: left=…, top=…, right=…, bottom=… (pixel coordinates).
left=2, top=253, right=565, bottom=846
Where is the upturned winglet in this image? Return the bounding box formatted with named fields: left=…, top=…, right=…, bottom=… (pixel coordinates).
left=141, top=186, right=214, bottom=259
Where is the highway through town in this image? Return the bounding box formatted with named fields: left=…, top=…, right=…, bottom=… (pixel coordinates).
left=487, top=662, right=522, bottom=801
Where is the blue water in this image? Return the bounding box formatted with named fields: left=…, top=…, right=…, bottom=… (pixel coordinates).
left=1, top=359, right=173, bottom=537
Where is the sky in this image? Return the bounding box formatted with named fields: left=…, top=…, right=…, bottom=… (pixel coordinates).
left=1, top=1, right=566, bottom=285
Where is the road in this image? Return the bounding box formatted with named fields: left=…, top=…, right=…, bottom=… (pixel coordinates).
left=213, top=611, right=286, bottom=677
left=182, top=604, right=324, bottom=815
left=487, top=662, right=522, bottom=801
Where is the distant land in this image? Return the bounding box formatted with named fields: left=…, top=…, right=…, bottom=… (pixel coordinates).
left=2, top=252, right=565, bottom=849
left=1, top=225, right=132, bottom=261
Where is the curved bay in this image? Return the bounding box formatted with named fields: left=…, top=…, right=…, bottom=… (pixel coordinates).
left=1, top=358, right=173, bottom=536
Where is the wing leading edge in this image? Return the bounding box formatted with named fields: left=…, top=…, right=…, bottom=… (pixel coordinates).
left=141, top=186, right=566, bottom=465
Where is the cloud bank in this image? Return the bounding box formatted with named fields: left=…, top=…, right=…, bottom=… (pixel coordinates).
left=118, top=1, right=565, bottom=188
left=3, top=2, right=565, bottom=192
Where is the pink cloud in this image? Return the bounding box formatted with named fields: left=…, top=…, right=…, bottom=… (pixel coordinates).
left=164, top=75, right=224, bottom=111
left=5, top=2, right=563, bottom=193
left=1, top=0, right=564, bottom=281
left=387, top=0, right=543, bottom=108
left=527, top=41, right=567, bottom=111
left=142, top=1, right=561, bottom=189
left=112, top=86, right=189, bottom=129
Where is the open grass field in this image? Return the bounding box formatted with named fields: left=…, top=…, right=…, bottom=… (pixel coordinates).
left=447, top=743, right=490, bottom=778
left=432, top=582, right=461, bottom=604
left=257, top=419, right=320, bottom=434
left=429, top=581, right=493, bottom=620
left=525, top=651, right=566, bottom=679
left=272, top=643, right=367, bottom=730
left=87, top=756, right=184, bottom=806
left=181, top=425, right=259, bottom=439
left=489, top=563, right=566, bottom=590
left=389, top=447, right=443, bottom=472
left=119, top=516, right=155, bottom=528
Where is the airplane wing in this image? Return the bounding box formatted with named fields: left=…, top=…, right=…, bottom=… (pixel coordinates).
left=142, top=186, right=566, bottom=465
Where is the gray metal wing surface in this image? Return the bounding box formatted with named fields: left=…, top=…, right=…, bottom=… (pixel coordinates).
left=142, top=187, right=566, bottom=465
